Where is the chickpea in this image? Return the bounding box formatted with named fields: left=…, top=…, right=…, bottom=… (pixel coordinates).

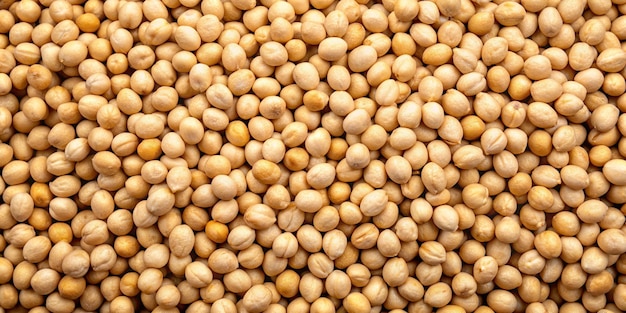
left=2, top=0, right=626, bottom=311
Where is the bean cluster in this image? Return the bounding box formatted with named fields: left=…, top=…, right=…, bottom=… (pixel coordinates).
left=1, top=0, right=626, bottom=312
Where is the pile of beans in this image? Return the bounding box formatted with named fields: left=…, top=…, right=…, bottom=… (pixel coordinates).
left=1, top=0, right=626, bottom=312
